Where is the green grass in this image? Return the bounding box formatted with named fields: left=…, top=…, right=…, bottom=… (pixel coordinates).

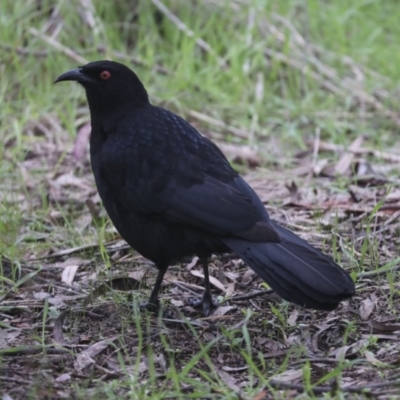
left=2, top=0, right=400, bottom=398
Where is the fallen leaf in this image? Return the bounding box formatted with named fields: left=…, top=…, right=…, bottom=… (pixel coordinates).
left=225, top=282, right=235, bottom=297
left=74, top=336, right=119, bottom=371
left=33, top=291, right=50, bottom=300
left=216, top=368, right=240, bottom=392
left=364, top=350, right=386, bottom=367
left=273, top=368, right=302, bottom=382
left=334, top=345, right=351, bottom=361
left=241, top=268, right=254, bottom=284
left=287, top=309, right=299, bottom=326
left=61, top=264, right=79, bottom=285
left=190, top=270, right=226, bottom=293
left=185, top=256, right=199, bottom=271
left=74, top=351, right=94, bottom=372
left=216, top=142, right=260, bottom=167
left=359, top=298, right=375, bottom=321
left=212, top=305, right=236, bottom=317
left=369, top=320, right=400, bottom=334
left=223, top=270, right=240, bottom=281
left=55, top=373, right=71, bottom=383
left=170, top=299, right=184, bottom=307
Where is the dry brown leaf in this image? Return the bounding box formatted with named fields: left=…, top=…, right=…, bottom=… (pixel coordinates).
left=334, top=135, right=364, bottom=175
left=33, top=291, right=50, bottom=300
left=190, top=270, right=226, bottom=293
left=241, top=268, right=254, bottom=285
left=55, top=373, right=71, bottom=383
left=216, top=368, right=240, bottom=392
left=74, top=336, right=119, bottom=372
left=223, top=270, right=240, bottom=281
left=185, top=256, right=199, bottom=271
left=330, top=338, right=368, bottom=359
left=225, top=282, right=235, bottom=297
left=61, top=264, right=79, bottom=285
left=273, top=369, right=302, bottom=382
left=212, top=305, right=236, bottom=317
left=217, top=266, right=228, bottom=286
left=74, top=351, right=94, bottom=372
left=157, top=353, right=167, bottom=372
left=51, top=172, right=90, bottom=189
left=263, top=350, right=288, bottom=359
left=53, top=310, right=81, bottom=345
left=334, top=345, right=352, bottom=361
left=369, top=320, right=400, bottom=334
left=359, top=298, right=375, bottom=321
left=287, top=310, right=299, bottom=327
left=216, top=142, right=260, bottom=167
left=364, top=350, right=386, bottom=367
left=170, top=299, right=184, bottom=307
left=128, top=269, right=146, bottom=282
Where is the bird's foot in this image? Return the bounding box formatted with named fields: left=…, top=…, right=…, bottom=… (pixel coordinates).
left=139, top=299, right=161, bottom=314
left=189, top=292, right=219, bottom=316
left=139, top=300, right=175, bottom=318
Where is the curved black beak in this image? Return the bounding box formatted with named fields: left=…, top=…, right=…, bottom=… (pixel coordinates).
left=54, top=68, right=92, bottom=84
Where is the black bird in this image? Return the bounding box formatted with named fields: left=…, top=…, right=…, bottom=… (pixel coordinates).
left=55, top=60, right=355, bottom=315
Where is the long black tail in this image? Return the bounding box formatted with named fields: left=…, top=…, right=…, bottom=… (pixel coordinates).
left=223, top=221, right=355, bottom=310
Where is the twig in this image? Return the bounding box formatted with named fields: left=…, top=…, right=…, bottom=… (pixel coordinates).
left=231, top=289, right=274, bottom=302
left=151, top=0, right=228, bottom=69
left=0, top=376, right=34, bottom=385
left=31, top=243, right=100, bottom=259
left=0, top=346, right=70, bottom=357
left=0, top=43, right=48, bottom=57
left=271, top=13, right=391, bottom=84
left=268, top=378, right=400, bottom=394
left=358, top=263, right=400, bottom=279
left=29, top=28, right=88, bottom=64
left=290, top=357, right=365, bottom=366
left=171, top=281, right=201, bottom=297
left=110, top=50, right=170, bottom=75
left=265, top=15, right=400, bottom=125
left=264, top=47, right=344, bottom=96
left=0, top=42, right=170, bottom=76
left=187, top=110, right=248, bottom=139
left=315, top=140, right=400, bottom=163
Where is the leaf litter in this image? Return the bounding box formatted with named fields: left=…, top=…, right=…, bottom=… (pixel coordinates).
left=3, top=118, right=400, bottom=398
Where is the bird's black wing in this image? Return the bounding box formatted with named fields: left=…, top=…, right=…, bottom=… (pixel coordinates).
left=97, top=107, right=280, bottom=242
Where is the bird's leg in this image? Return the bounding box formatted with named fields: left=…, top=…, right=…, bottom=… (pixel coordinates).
left=189, top=257, right=219, bottom=316
left=140, top=267, right=167, bottom=314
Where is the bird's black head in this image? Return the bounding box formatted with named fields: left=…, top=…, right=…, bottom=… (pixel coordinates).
left=55, top=60, right=149, bottom=116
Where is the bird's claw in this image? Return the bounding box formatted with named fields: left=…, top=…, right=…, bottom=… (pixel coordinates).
left=139, top=300, right=175, bottom=318
left=189, top=292, right=219, bottom=316
left=139, top=300, right=161, bottom=314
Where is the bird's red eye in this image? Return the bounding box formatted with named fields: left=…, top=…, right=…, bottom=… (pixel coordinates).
left=100, top=70, right=111, bottom=80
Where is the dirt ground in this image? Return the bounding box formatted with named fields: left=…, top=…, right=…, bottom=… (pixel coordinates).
left=2, top=123, right=400, bottom=399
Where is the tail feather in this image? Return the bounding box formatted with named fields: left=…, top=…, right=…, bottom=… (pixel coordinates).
left=223, top=222, right=355, bottom=310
